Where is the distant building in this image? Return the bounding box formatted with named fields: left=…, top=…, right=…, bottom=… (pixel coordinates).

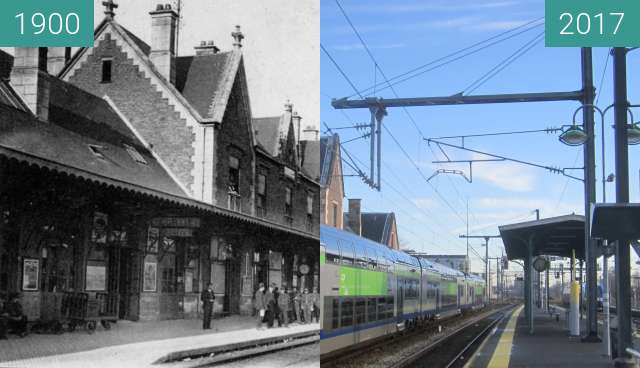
left=344, top=199, right=400, bottom=250
left=319, top=134, right=344, bottom=229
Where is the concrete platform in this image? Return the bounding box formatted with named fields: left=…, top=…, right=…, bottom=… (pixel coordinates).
left=465, top=305, right=612, bottom=367
left=0, top=319, right=319, bottom=368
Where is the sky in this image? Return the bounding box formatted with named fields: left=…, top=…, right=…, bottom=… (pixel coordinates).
left=321, top=0, right=640, bottom=275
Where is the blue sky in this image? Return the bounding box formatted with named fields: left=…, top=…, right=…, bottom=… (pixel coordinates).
left=321, top=0, right=640, bottom=273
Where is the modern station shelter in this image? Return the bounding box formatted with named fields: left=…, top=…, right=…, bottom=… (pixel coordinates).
left=466, top=214, right=615, bottom=367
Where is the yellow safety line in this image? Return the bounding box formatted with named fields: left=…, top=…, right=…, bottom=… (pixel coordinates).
left=485, top=305, right=524, bottom=368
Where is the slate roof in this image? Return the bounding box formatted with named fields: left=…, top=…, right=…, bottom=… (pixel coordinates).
left=300, top=140, right=320, bottom=181
left=320, top=134, right=341, bottom=188
left=175, top=52, right=235, bottom=120
left=252, top=116, right=282, bottom=156
left=344, top=212, right=396, bottom=245
left=60, top=19, right=243, bottom=124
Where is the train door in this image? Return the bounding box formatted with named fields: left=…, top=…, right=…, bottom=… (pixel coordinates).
left=353, top=245, right=364, bottom=345
left=435, top=286, right=440, bottom=314
left=397, top=278, right=404, bottom=325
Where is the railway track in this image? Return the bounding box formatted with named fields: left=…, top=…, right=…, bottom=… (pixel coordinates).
left=390, top=306, right=512, bottom=368
left=322, top=304, right=514, bottom=368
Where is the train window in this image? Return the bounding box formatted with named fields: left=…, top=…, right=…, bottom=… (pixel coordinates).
left=367, top=298, right=377, bottom=322
left=377, top=297, right=386, bottom=320
left=355, top=298, right=366, bottom=325
left=356, top=256, right=368, bottom=269
left=341, top=298, right=354, bottom=327
left=323, top=240, right=341, bottom=265
left=341, top=256, right=354, bottom=266
left=386, top=297, right=394, bottom=319
left=331, top=298, right=340, bottom=330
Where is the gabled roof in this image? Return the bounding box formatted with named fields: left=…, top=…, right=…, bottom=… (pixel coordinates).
left=300, top=140, right=320, bottom=181
left=361, top=212, right=397, bottom=245
left=0, top=50, right=27, bottom=112
left=60, top=18, right=245, bottom=124
left=253, top=116, right=282, bottom=156
left=320, top=134, right=344, bottom=194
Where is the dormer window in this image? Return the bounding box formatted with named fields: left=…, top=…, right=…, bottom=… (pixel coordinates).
left=124, top=144, right=147, bottom=165
left=101, top=58, right=113, bottom=83
left=88, top=144, right=105, bottom=159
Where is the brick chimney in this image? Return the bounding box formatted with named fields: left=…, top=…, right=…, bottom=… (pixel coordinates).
left=47, top=47, right=70, bottom=76
left=348, top=199, right=362, bottom=236
left=149, top=4, right=178, bottom=85
left=11, top=47, right=49, bottom=121
left=292, top=111, right=302, bottom=144
left=194, top=41, right=220, bottom=56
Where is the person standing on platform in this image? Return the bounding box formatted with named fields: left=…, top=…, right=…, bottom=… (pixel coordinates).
left=254, top=282, right=266, bottom=330
left=265, top=283, right=276, bottom=328
left=277, top=285, right=292, bottom=327
left=293, top=287, right=303, bottom=323
left=200, top=283, right=215, bottom=330
left=1, top=293, right=28, bottom=337
left=302, top=288, right=312, bottom=324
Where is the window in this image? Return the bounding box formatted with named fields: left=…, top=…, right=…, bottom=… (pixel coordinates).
left=340, top=298, right=353, bottom=327
left=331, top=298, right=340, bottom=329
left=284, top=187, right=292, bottom=224
left=228, top=156, right=240, bottom=211
left=355, top=298, right=366, bottom=325
left=88, top=144, right=105, bottom=159
left=101, top=59, right=112, bottom=83
left=332, top=203, right=338, bottom=227
left=124, top=144, right=147, bottom=165
left=306, top=194, right=313, bottom=231
left=366, top=298, right=377, bottom=323
left=256, top=173, right=266, bottom=217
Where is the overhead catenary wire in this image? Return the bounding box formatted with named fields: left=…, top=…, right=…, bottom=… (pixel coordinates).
left=345, top=17, right=545, bottom=98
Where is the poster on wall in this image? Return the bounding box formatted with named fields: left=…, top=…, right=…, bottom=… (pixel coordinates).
left=22, top=258, right=39, bottom=291
left=86, top=264, right=107, bottom=291
left=143, top=261, right=157, bottom=292
left=269, top=251, right=282, bottom=270
left=211, top=262, right=225, bottom=294
left=91, top=212, right=108, bottom=244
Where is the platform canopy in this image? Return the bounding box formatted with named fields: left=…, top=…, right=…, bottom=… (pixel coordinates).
left=591, top=203, right=640, bottom=241
left=499, top=214, right=585, bottom=261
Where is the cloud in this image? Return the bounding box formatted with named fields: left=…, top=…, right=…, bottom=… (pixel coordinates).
left=413, top=197, right=435, bottom=209
left=472, top=160, right=536, bottom=192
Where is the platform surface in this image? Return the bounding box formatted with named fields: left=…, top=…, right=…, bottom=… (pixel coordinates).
left=465, top=305, right=612, bottom=367
left=0, top=317, right=319, bottom=368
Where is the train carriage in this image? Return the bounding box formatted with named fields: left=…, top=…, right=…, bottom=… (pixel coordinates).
left=320, top=225, right=486, bottom=357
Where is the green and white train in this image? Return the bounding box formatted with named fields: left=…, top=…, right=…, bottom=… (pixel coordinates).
left=320, top=224, right=486, bottom=357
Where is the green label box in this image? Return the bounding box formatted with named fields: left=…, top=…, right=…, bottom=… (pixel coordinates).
left=546, top=0, right=640, bottom=47
left=0, top=0, right=94, bottom=47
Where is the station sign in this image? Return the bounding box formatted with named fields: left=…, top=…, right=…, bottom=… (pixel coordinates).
left=150, top=217, right=201, bottom=228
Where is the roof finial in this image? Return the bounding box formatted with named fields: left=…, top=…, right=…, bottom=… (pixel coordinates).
left=103, top=0, right=119, bottom=19
left=231, top=25, right=244, bottom=49
left=284, top=100, right=293, bottom=113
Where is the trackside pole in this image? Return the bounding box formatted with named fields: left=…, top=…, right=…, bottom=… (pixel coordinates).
left=569, top=249, right=580, bottom=336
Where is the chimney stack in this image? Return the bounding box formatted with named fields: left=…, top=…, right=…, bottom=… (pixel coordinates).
left=292, top=111, right=302, bottom=144
left=194, top=40, right=220, bottom=56
left=47, top=47, right=70, bottom=76
left=231, top=25, right=244, bottom=49
left=149, top=4, right=178, bottom=85
left=11, top=47, right=49, bottom=121
left=348, top=199, right=362, bottom=236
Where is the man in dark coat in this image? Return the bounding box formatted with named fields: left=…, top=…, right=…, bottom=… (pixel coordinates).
left=0, top=293, right=28, bottom=338
left=265, top=283, right=276, bottom=328
left=200, top=283, right=215, bottom=330
left=276, top=285, right=292, bottom=327
left=254, top=282, right=266, bottom=330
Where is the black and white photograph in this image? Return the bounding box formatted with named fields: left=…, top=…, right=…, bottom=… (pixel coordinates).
left=0, top=0, right=320, bottom=367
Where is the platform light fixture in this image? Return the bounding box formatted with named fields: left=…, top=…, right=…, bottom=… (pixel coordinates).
left=559, top=124, right=588, bottom=146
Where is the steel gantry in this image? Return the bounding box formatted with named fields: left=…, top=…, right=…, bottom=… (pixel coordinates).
left=330, top=48, right=606, bottom=348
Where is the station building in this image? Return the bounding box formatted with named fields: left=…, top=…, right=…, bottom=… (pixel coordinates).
left=0, top=3, right=319, bottom=323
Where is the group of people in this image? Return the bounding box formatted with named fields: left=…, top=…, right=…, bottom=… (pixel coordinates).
left=0, top=292, right=29, bottom=339
left=254, top=283, right=318, bottom=329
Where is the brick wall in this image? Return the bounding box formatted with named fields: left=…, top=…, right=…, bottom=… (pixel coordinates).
left=321, top=146, right=343, bottom=229
left=67, top=34, right=195, bottom=191
left=213, top=73, right=254, bottom=214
